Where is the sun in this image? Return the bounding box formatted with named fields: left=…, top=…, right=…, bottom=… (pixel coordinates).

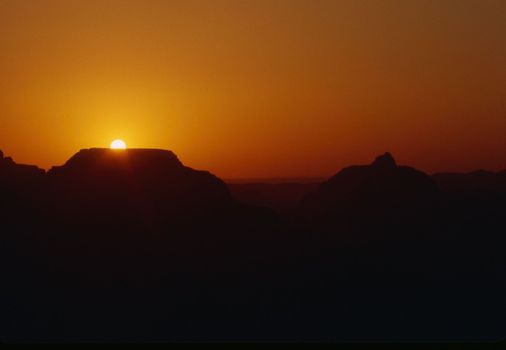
left=110, top=139, right=127, bottom=149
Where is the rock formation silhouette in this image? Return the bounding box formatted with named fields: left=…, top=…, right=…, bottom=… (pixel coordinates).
left=0, top=151, right=45, bottom=230
left=46, top=148, right=233, bottom=221
left=0, top=151, right=45, bottom=190
left=298, top=152, right=441, bottom=241
left=1, top=149, right=506, bottom=342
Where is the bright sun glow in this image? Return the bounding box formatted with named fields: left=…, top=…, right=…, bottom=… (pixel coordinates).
left=110, top=139, right=127, bottom=149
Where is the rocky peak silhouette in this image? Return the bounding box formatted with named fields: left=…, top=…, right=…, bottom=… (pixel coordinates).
left=314, top=152, right=438, bottom=198
left=371, top=152, right=396, bottom=169
left=298, top=152, right=441, bottom=235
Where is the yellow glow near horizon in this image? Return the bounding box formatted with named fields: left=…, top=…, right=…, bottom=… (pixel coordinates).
left=110, top=139, right=127, bottom=150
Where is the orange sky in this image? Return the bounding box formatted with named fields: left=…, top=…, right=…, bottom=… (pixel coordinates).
left=1, top=0, right=505, bottom=178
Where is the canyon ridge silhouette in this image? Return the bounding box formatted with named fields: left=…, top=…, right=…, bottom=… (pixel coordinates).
left=1, top=148, right=506, bottom=342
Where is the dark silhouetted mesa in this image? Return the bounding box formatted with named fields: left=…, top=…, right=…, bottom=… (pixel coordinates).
left=1, top=149, right=506, bottom=342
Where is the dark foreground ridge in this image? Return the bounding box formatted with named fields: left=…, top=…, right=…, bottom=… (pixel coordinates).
left=1, top=149, right=506, bottom=342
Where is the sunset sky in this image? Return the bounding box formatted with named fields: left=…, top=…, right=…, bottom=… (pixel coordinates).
left=1, top=0, right=505, bottom=178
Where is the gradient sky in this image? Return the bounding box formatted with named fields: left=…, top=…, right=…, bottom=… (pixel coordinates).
left=1, top=0, right=505, bottom=178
